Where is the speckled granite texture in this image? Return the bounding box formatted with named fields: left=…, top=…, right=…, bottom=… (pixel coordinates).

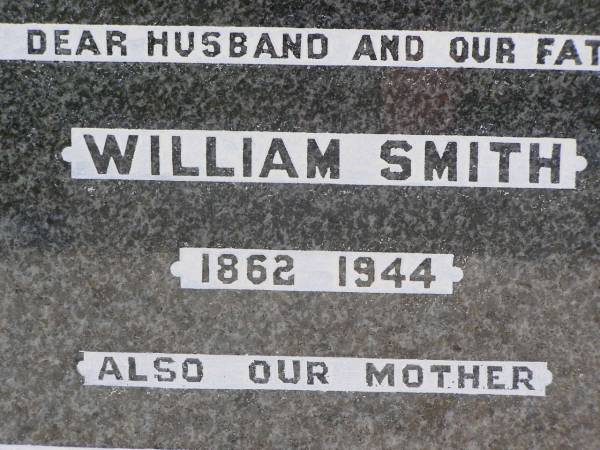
left=0, top=1, right=599, bottom=449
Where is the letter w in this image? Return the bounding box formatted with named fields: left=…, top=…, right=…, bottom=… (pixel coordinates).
left=84, top=134, right=138, bottom=174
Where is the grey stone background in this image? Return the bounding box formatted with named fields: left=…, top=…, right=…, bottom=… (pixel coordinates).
left=0, top=1, right=599, bottom=449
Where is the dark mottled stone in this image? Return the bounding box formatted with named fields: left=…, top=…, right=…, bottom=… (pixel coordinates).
left=0, top=1, right=599, bottom=449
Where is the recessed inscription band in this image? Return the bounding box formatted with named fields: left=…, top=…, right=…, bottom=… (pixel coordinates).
left=77, top=351, right=552, bottom=397
left=170, top=248, right=463, bottom=294
left=62, top=129, right=587, bottom=189
left=2, top=23, right=600, bottom=71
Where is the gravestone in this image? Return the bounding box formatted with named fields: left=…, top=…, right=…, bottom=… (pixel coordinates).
left=0, top=1, right=598, bottom=449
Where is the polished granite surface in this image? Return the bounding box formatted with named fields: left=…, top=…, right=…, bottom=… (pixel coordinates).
left=0, top=2, right=599, bottom=449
